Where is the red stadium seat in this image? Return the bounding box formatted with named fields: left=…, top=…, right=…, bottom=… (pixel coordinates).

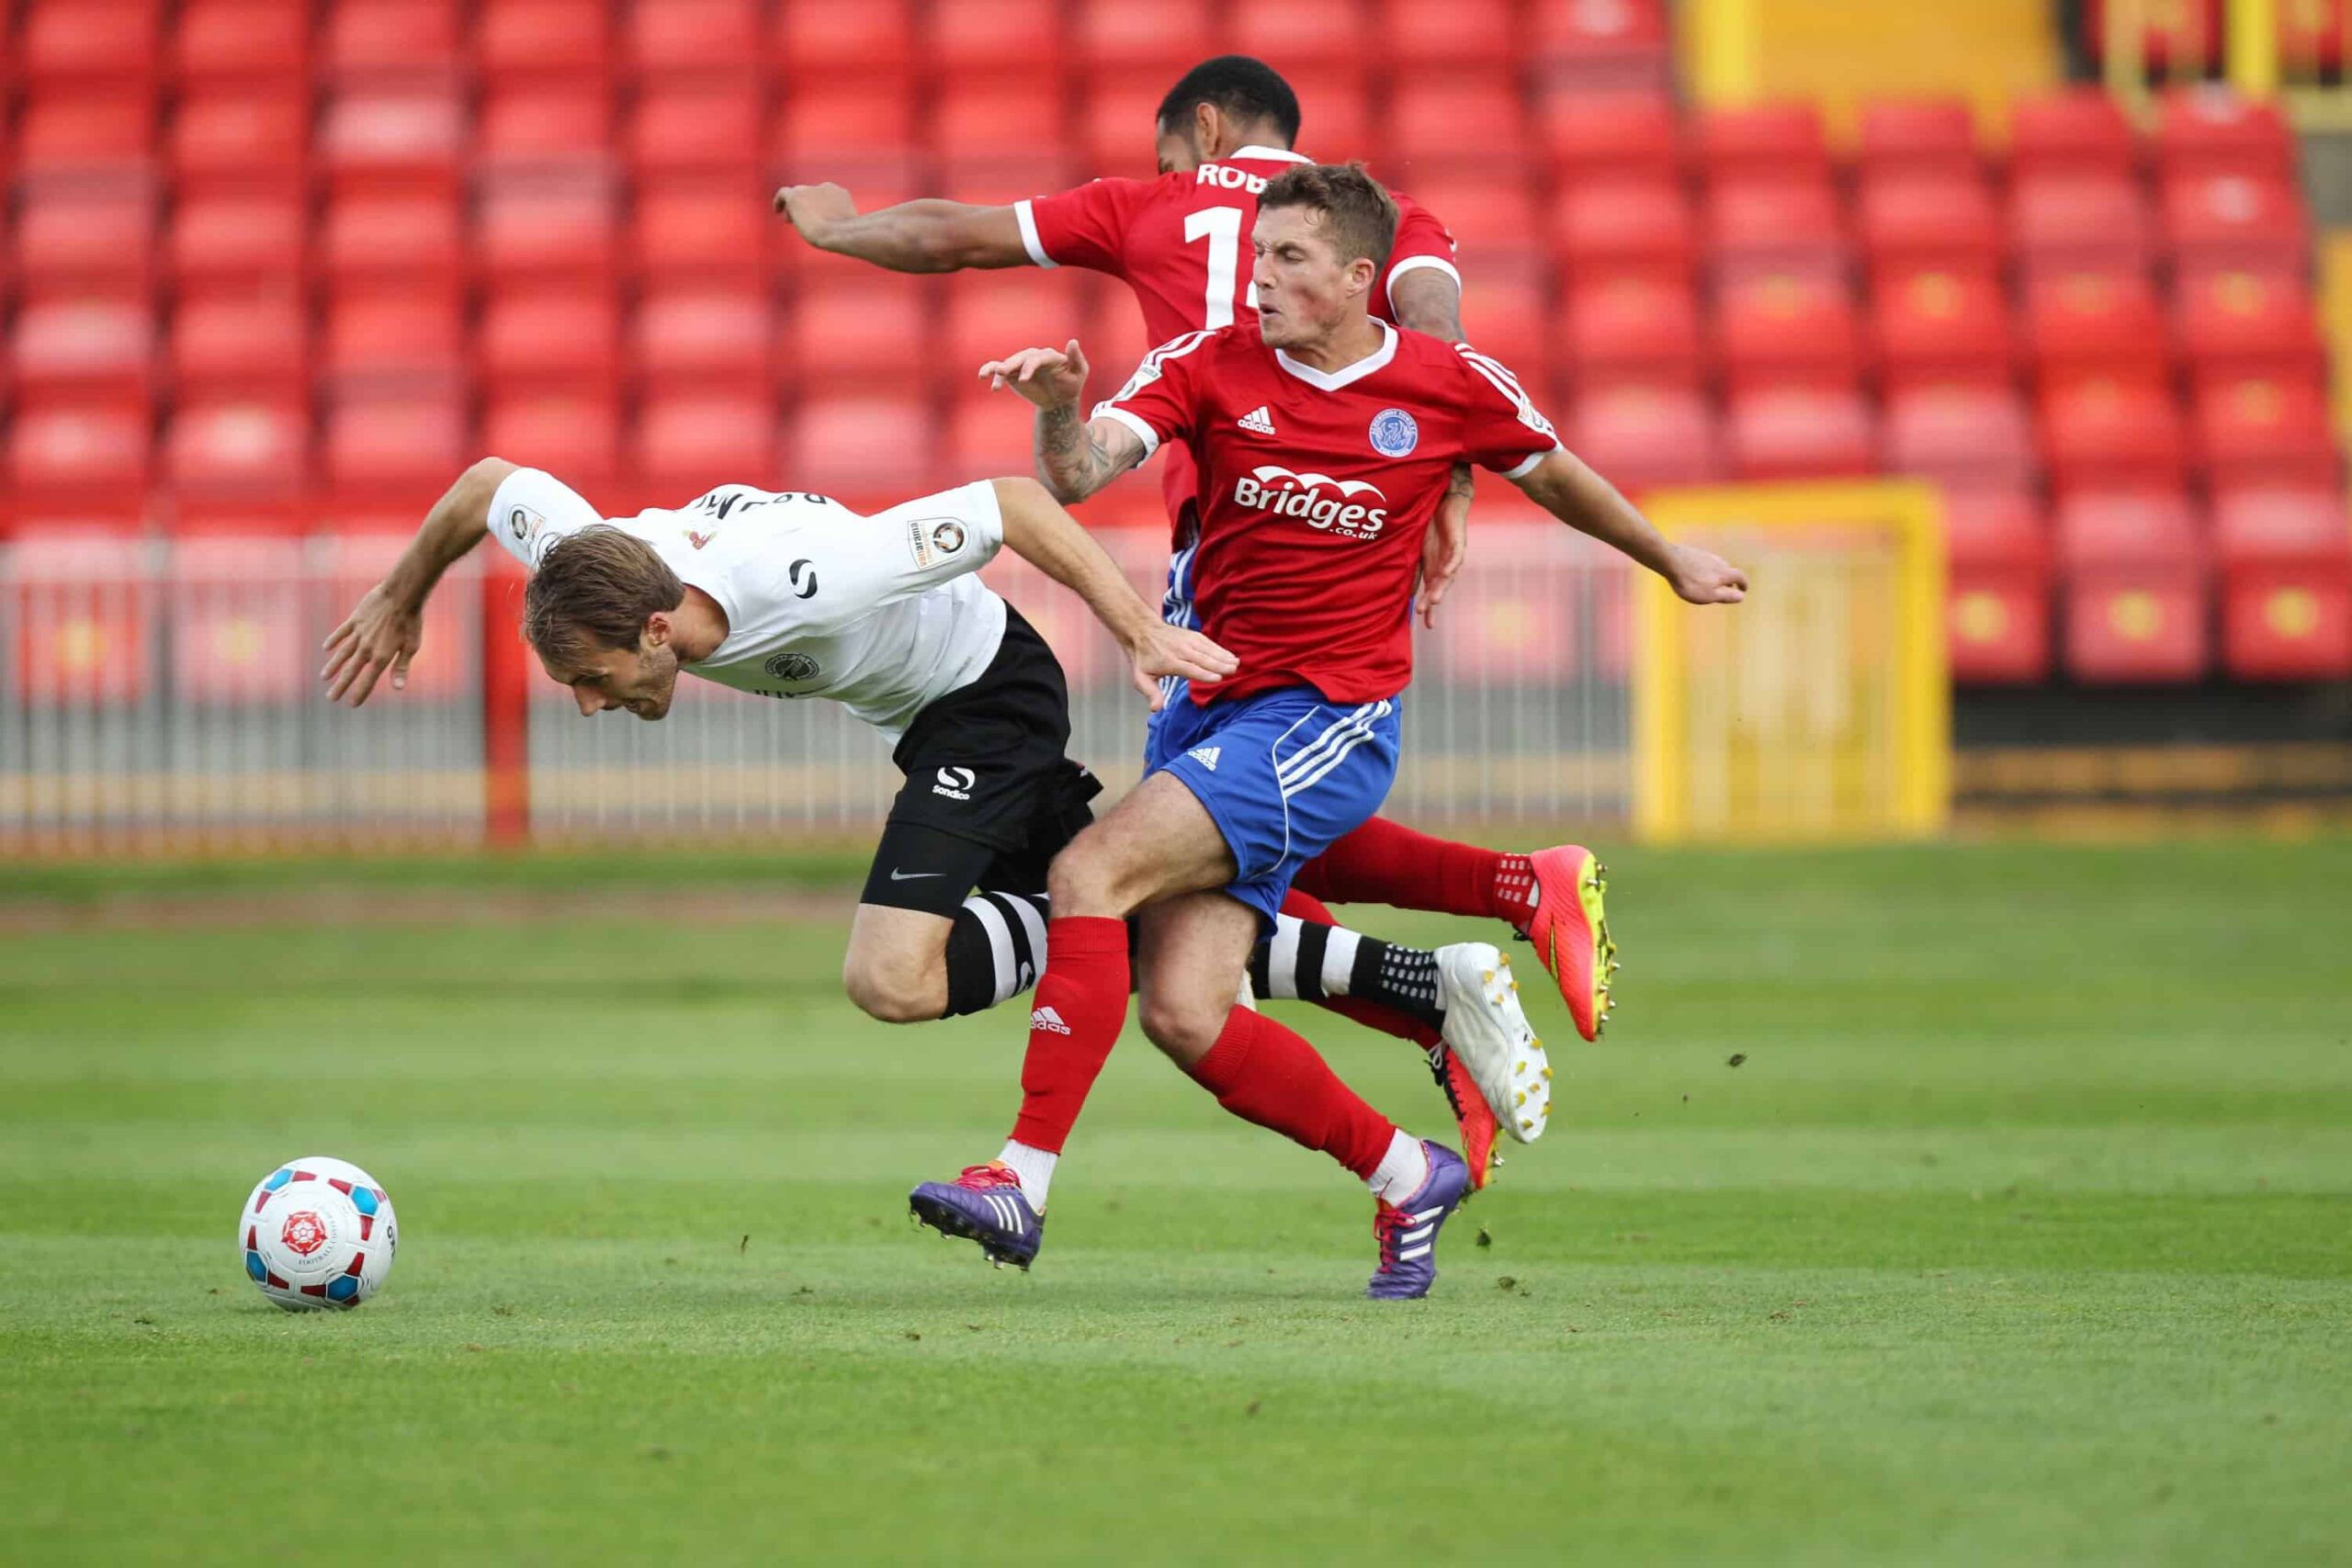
left=175, top=0, right=309, bottom=80
left=1703, top=177, right=1850, bottom=283
left=1945, top=491, right=2052, bottom=684
left=628, top=0, right=763, bottom=76
left=938, top=75, right=1065, bottom=158
left=14, top=182, right=157, bottom=292
left=1713, top=274, right=1863, bottom=392
left=1085, top=294, right=1151, bottom=391
left=786, top=395, right=937, bottom=495
left=323, top=0, right=461, bottom=80
left=940, top=155, right=1080, bottom=210
left=630, top=177, right=771, bottom=278
left=773, top=77, right=919, bottom=171
left=2054, top=490, right=2201, bottom=573
left=2175, top=269, right=2325, bottom=378
left=777, top=0, right=913, bottom=70
left=324, top=291, right=465, bottom=390
left=8, top=400, right=153, bottom=494
left=1883, top=384, right=2035, bottom=490
left=165, top=536, right=311, bottom=698
left=782, top=276, right=933, bottom=392
left=2155, top=87, right=2296, bottom=177
left=2279, top=1, right=2346, bottom=76
left=1379, top=0, right=1517, bottom=66
left=170, top=88, right=310, bottom=182
left=1536, top=91, right=1680, bottom=185
left=481, top=90, right=613, bottom=167
left=944, top=273, right=1080, bottom=383
left=1694, top=101, right=1829, bottom=183
left=1551, top=180, right=1694, bottom=286
left=2064, top=571, right=2209, bottom=682
left=2040, top=378, right=2188, bottom=491
left=480, top=286, right=621, bottom=393
left=930, top=0, right=1065, bottom=74
left=476, top=0, right=614, bottom=80
left=1559, top=277, right=1703, bottom=391
left=18, top=1, right=164, bottom=83
left=174, top=185, right=307, bottom=288
left=1532, top=0, right=1672, bottom=85
left=170, top=293, right=308, bottom=391
left=1390, top=75, right=1532, bottom=169
left=944, top=393, right=1040, bottom=486
left=1726, top=387, right=1876, bottom=479
left=475, top=170, right=621, bottom=284
left=1283, top=68, right=1378, bottom=162
left=15, top=89, right=156, bottom=174
left=2221, top=565, right=2352, bottom=681
left=2212, top=486, right=2352, bottom=570
left=2007, top=89, right=2137, bottom=175
left=317, top=86, right=467, bottom=186
left=1566, top=386, right=1723, bottom=489
left=635, top=393, right=779, bottom=489
left=9, top=298, right=154, bottom=394
left=2162, top=173, right=2312, bottom=274
left=628, top=82, right=763, bottom=174
left=1411, top=174, right=1540, bottom=268
left=1457, top=271, right=1554, bottom=384
left=8, top=528, right=155, bottom=705
left=2022, top=270, right=2168, bottom=383
left=325, top=392, right=468, bottom=492
left=632, top=287, right=773, bottom=389
left=1080, top=72, right=1172, bottom=177
left=319, top=190, right=463, bottom=284
left=483, top=393, right=622, bottom=485
left=2192, top=374, right=2339, bottom=489
left=1856, top=98, right=1980, bottom=180
left=166, top=397, right=310, bottom=498
left=1856, top=175, right=2001, bottom=277
left=1078, top=0, right=1211, bottom=71
left=2087, top=0, right=2224, bottom=73
left=1874, top=269, right=2014, bottom=389
left=1229, top=0, right=1369, bottom=69
left=2009, top=173, right=2154, bottom=276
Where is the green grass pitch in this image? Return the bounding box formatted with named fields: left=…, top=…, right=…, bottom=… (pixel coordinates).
left=3, top=839, right=2347, bottom=1564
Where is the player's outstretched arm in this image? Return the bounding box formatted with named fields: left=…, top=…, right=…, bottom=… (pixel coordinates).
left=990, top=478, right=1237, bottom=711
left=773, top=182, right=1028, bottom=273
left=1510, top=449, right=1749, bottom=606
left=321, top=457, right=518, bottom=706
left=976, top=341, right=1146, bottom=504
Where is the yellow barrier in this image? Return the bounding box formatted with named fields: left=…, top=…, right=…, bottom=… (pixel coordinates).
left=1632, top=481, right=1950, bottom=843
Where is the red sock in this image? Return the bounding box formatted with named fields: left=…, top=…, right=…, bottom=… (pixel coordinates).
left=1186, top=1007, right=1397, bottom=1180
left=1008, top=916, right=1131, bottom=1155
left=1295, top=817, right=1532, bottom=926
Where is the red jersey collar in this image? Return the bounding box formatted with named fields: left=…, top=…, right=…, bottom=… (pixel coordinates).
left=1273, top=319, right=1398, bottom=391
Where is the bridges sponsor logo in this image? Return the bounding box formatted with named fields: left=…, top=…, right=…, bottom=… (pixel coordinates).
left=1231, top=465, right=1389, bottom=537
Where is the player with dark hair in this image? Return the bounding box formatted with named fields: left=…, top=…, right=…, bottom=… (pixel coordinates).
left=910, top=163, right=1747, bottom=1297
left=777, top=54, right=1624, bottom=1081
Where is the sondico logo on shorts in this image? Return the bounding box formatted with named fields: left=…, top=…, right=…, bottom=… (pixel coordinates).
left=933, top=766, right=976, bottom=801
left=1230, top=466, right=1388, bottom=539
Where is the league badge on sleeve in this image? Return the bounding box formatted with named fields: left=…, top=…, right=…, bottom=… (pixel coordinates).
left=1369, top=408, right=1420, bottom=458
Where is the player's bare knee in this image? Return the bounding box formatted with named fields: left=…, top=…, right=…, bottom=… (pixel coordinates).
left=841, top=950, right=941, bottom=1025
left=1045, top=830, right=1122, bottom=914
left=1137, top=989, right=1224, bottom=1066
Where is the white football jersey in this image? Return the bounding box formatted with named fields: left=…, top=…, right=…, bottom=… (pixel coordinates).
left=489, top=468, right=1009, bottom=741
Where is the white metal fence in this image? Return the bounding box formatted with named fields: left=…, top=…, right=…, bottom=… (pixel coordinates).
left=0, top=519, right=1633, bottom=854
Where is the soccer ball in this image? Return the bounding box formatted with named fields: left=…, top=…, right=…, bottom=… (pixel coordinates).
left=236, top=1156, right=399, bottom=1311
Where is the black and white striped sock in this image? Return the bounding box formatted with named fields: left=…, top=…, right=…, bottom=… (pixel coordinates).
left=1246, top=916, right=1447, bottom=1031
left=941, top=889, right=1053, bottom=1018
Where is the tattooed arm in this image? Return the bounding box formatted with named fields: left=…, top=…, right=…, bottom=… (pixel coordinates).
left=977, top=339, right=1148, bottom=505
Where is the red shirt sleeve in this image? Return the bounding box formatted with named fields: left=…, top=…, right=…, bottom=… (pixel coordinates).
left=1016, top=178, right=1149, bottom=274
left=1091, top=330, right=1219, bottom=460
left=1382, top=197, right=1463, bottom=322
left=1452, top=344, right=1565, bottom=478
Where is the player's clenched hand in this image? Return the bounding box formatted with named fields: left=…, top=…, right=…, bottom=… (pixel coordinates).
left=1125, top=624, right=1238, bottom=712
left=320, top=583, right=424, bottom=707
left=1668, top=544, right=1749, bottom=605
left=978, top=341, right=1090, bottom=410
left=772, top=182, right=856, bottom=242
left=1418, top=471, right=1472, bottom=628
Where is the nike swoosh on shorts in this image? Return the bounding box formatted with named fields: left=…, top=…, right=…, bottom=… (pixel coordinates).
left=889, top=869, right=944, bottom=881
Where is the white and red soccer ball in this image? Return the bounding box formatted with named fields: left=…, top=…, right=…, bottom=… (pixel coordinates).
left=237, top=1156, right=398, bottom=1311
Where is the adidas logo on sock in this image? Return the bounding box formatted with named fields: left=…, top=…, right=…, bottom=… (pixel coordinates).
left=1186, top=745, right=1221, bottom=771
left=1030, top=1005, right=1072, bottom=1035
left=1238, top=405, right=1276, bottom=434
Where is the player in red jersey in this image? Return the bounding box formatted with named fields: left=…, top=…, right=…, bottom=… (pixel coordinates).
left=775, top=58, right=1618, bottom=1042
left=906, top=165, right=1746, bottom=1295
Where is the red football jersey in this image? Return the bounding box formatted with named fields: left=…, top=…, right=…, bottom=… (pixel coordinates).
left=1015, top=147, right=1461, bottom=526
left=1097, top=320, right=1561, bottom=705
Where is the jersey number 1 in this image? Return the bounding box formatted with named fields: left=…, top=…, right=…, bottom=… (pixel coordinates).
left=1184, top=206, right=1255, bottom=329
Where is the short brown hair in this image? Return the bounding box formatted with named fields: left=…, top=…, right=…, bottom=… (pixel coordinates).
left=522, top=525, right=684, bottom=660
left=1257, top=162, right=1398, bottom=273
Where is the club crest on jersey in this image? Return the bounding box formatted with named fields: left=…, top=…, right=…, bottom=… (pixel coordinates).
left=1231, top=465, right=1389, bottom=538
left=763, top=652, right=820, bottom=683
left=1369, top=408, right=1420, bottom=457
left=906, top=516, right=968, bottom=570
left=508, top=505, right=542, bottom=543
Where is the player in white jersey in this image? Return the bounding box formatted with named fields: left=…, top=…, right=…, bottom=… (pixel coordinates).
left=320, top=458, right=1544, bottom=1168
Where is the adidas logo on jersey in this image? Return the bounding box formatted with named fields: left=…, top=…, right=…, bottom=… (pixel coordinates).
left=1186, top=745, right=1222, bottom=771
left=1030, top=1005, right=1072, bottom=1035
left=1238, top=406, right=1277, bottom=435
